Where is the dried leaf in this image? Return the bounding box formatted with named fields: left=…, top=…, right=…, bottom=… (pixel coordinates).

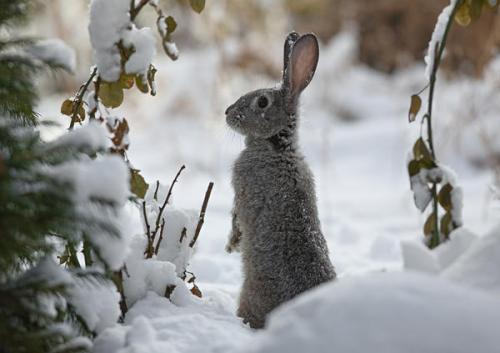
left=408, top=159, right=421, bottom=177
left=440, top=212, right=453, bottom=237
left=408, top=95, right=421, bottom=122
left=77, top=103, right=86, bottom=122
left=61, top=99, right=73, bottom=116
left=413, top=138, right=432, bottom=162
left=424, top=212, right=437, bottom=237
left=147, top=65, right=157, bottom=96
left=191, top=284, right=202, bottom=298
left=189, top=0, right=205, bottom=13
left=111, top=119, right=130, bottom=149
left=131, top=169, right=149, bottom=199
left=438, top=183, right=453, bottom=211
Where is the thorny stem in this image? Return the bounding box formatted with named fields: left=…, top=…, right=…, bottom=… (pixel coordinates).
left=189, top=182, right=214, bottom=248
left=69, top=67, right=97, bottom=130
left=425, top=0, right=463, bottom=248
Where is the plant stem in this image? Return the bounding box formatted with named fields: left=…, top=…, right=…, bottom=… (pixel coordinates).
left=69, top=67, right=97, bottom=130
left=425, top=0, right=463, bottom=247
left=189, top=182, right=214, bottom=248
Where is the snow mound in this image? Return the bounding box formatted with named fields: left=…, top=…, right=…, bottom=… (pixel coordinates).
left=401, top=227, right=478, bottom=274
left=443, top=225, right=500, bottom=295
left=93, top=291, right=250, bottom=353
left=240, top=273, right=500, bottom=353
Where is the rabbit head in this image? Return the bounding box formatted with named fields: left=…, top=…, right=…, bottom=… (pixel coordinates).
left=225, top=32, right=319, bottom=140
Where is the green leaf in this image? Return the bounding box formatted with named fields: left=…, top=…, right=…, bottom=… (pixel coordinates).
left=135, top=75, right=149, bottom=94
left=455, top=2, right=472, bottom=26
left=189, top=0, right=206, bottom=13
left=413, top=138, right=432, bottom=162
left=131, top=169, right=149, bottom=199
left=61, top=99, right=73, bottom=116
left=438, top=183, right=453, bottom=211
left=165, top=16, right=177, bottom=35
left=440, top=212, right=453, bottom=237
left=408, top=159, right=421, bottom=177
left=408, top=95, right=421, bottom=123
left=424, top=212, right=437, bottom=237
left=99, top=82, right=124, bottom=108
left=469, top=0, right=483, bottom=20
left=119, top=74, right=135, bottom=90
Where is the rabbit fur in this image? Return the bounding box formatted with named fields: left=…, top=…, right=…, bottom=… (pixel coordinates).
left=225, top=32, right=336, bottom=329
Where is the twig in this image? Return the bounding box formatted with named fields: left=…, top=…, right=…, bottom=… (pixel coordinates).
left=142, top=201, right=151, bottom=240
left=130, top=0, right=149, bottom=20
left=153, top=180, right=160, bottom=201
left=154, top=218, right=166, bottom=255
left=189, top=182, right=214, bottom=248
left=69, top=67, right=98, bottom=130
left=150, top=165, right=185, bottom=242
left=179, top=227, right=187, bottom=243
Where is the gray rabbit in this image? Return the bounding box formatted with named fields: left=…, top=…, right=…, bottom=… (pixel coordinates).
left=225, top=32, right=336, bottom=329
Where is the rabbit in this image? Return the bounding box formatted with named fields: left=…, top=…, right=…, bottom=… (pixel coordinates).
left=225, top=32, right=336, bottom=329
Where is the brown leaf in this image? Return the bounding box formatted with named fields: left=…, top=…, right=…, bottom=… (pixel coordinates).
left=424, top=212, right=437, bottom=237
left=413, top=138, right=432, bottom=162
left=408, top=95, right=421, bottom=122
left=61, top=99, right=74, bottom=116
left=438, top=183, right=453, bottom=211
left=111, top=118, right=129, bottom=149
left=191, top=284, right=202, bottom=298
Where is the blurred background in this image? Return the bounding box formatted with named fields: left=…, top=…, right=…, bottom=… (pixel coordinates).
left=29, top=0, right=500, bottom=282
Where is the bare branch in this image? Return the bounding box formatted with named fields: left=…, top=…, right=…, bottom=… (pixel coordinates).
left=69, top=67, right=97, bottom=130
left=150, top=165, right=185, bottom=242
left=154, top=218, right=166, bottom=255
left=130, top=0, right=149, bottom=21
left=189, top=182, right=214, bottom=248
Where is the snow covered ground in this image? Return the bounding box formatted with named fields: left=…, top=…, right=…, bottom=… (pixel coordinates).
left=38, top=31, right=500, bottom=352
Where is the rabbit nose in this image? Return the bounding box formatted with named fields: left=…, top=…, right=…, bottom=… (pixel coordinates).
left=225, top=104, right=235, bottom=115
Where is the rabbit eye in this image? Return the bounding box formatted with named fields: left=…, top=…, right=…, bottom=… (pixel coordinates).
left=257, top=95, right=269, bottom=109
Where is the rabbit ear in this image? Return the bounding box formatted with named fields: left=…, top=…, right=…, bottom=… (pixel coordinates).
left=283, top=31, right=299, bottom=85
left=284, top=33, right=319, bottom=108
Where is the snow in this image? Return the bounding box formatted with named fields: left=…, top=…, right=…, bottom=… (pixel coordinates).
left=89, top=0, right=130, bottom=81
left=424, top=0, right=458, bottom=79
left=238, top=272, right=500, bottom=353
left=122, top=25, right=157, bottom=76
left=51, top=121, right=109, bottom=152
left=68, top=278, right=121, bottom=333
left=45, top=128, right=132, bottom=270
left=89, top=0, right=157, bottom=81
left=93, top=291, right=249, bottom=353
left=401, top=227, right=478, bottom=273
left=37, top=24, right=500, bottom=353
left=443, top=225, right=500, bottom=295
left=27, top=38, right=77, bottom=72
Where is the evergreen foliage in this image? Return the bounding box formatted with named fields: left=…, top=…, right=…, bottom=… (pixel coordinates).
left=0, top=2, right=127, bottom=352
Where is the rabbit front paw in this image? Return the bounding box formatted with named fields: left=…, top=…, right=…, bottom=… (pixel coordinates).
left=225, top=232, right=241, bottom=253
